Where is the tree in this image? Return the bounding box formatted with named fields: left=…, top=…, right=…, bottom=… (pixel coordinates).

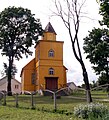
left=1, top=63, right=17, bottom=77
left=83, top=28, right=109, bottom=75
left=83, top=0, right=109, bottom=86
left=91, top=80, right=97, bottom=88
left=98, top=0, right=109, bottom=27
left=98, top=73, right=107, bottom=85
left=99, top=0, right=109, bottom=93
left=53, top=0, right=92, bottom=103
left=0, top=6, right=43, bottom=95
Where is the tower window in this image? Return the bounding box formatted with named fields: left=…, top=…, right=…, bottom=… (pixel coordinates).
left=48, top=49, right=54, bottom=57
left=49, top=68, right=54, bottom=75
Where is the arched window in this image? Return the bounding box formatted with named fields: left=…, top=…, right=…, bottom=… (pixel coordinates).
left=48, top=49, right=54, bottom=57
left=49, top=68, right=54, bottom=75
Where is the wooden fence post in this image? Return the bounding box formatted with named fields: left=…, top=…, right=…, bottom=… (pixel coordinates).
left=15, top=93, right=18, bottom=107
left=0, top=92, right=3, bottom=105
left=54, top=92, right=57, bottom=111
left=3, top=93, right=6, bottom=106
left=31, top=92, right=35, bottom=109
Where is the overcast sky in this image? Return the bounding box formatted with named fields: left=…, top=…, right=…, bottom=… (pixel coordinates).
left=0, top=0, right=101, bottom=85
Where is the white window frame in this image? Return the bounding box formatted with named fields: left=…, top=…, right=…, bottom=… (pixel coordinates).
left=48, top=49, right=54, bottom=57
left=49, top=68, right=54, bottom=75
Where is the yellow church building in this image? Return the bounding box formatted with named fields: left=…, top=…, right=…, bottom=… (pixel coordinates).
left=21, top=22, right=67, bottom=93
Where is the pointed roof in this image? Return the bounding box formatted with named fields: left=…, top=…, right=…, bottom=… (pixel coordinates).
left=0, top=76, right=21, bottom=86
left=20, top=58, right=35, bottom=77
left=44, top=22, right=57, bottom=35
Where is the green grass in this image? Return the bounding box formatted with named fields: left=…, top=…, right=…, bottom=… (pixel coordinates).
left=0, top=95, right=79, bottom=120
left=0, top=90, right=109, bottom=120
left=0, top=94, right=85, bottom=120
left=0, top=106, right=74, bottom=120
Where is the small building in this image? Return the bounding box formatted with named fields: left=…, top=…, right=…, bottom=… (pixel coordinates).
left=21, top=22, right=67, bottom=93
left=67, top=82, right=78, bottom=90
left=0, top=76, right=21, bottom=94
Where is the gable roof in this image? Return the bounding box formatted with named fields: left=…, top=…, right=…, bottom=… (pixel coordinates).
left=44, top=22, right=57, bottom=35
left=20, top=58, right=35, bottom=77
left=12, top=78, right=21, bottom=84
left=63, top=65, right=68, bottom=70
left=67, top=82, right=77, bottom=87
left=0, top=76, right=21, bottom=86
left=0, top=76, right=7, bottom=86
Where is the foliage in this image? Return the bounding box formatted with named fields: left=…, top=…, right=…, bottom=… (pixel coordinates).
left=0, top=6, right=43, bottom=95
left=1, top=62, right=17, bottom=77
left=0, top=6, right=43, bottom=59
left=91, top=80, right=97, bottom=88
left=98, top=72, right=108, bottom=85
left=83, top=28, right=109, bottom=75
left=74, top=103, right=108, bottom=119
left=99, top=0, right=109, bottom=27
left=81, top=83, right=96, bottom=89
left=83, top=0, right=109, bottom=86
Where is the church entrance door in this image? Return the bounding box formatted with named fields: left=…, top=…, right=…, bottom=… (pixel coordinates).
left=45, top=77, right=58, bottom=91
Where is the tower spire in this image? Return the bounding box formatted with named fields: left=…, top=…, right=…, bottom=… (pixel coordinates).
left=45, top=22, right=57, bottom=35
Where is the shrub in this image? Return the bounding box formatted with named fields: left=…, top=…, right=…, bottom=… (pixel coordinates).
left=74, top=103, right=108, bottom=119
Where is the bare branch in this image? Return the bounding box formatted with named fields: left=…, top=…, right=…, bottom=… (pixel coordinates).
left=54, top=0, right=69, bottom=28
left=78, top=0, right=87, bottom=15
left=52, top=0, right=92, bottom=102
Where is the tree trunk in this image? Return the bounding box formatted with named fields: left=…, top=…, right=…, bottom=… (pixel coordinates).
left=106, top=67, right=109, bottom=97
left=7, top=57, right=13, bottom=96
left=71, top=39, right=92, bottom=103
left=82, top=67, right=92, bottom=103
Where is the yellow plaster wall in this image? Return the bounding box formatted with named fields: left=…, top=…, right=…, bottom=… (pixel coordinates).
left=63, top=67, right=67, bottom=87
left=38, top=66, right=65, bottom=90
left=43, top=32, right=56, bottom=41
left=40, top=60, right=62, bottom=66
left=35, top=43, right=40, bottom=63
left=39, top=40, right=63, bottom=61
left=34, top=36, right=67, bottom=90
left=21, top=72, right=24, bottom=93
left=21, top=59, right=36, bottom=92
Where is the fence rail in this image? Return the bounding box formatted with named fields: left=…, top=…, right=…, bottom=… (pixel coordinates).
left=1, top=84, right=109, bottom=110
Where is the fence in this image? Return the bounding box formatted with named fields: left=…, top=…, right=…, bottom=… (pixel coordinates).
left=0, top=87, right=71, bottom=110
left=1, top=85, right=109, bottom=111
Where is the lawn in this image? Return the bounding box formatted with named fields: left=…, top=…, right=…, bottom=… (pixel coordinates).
left=0, top=95, right=81, bottom=120
left=0, top=106, right=74, bottom=120
left=0, top=90, right=109, bottom=120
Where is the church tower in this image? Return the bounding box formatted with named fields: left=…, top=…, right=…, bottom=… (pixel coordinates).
left=21, top=22, right=67, bottom=93
left=43, top=22, right=56, bottom=41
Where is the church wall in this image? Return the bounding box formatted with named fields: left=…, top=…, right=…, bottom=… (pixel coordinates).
left=38, top=66, right=65, bottom=90
left=39, top=41, right=63, bottom=61
left=21, top=59, right=36, bottom=92
left=63, top=66, right=67, bottom=87
left=40, top=60, right=62, bottom=66
left=43, top=32, right=56, bottom=41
